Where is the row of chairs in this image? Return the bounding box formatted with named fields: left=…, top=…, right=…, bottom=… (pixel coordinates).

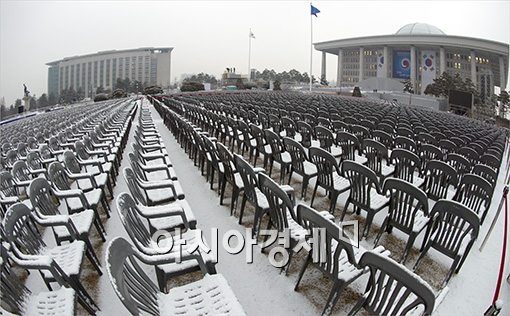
left=105, top=101, right=247, bottom=315
left=152, top=96, right=444, bottom=316
left=0, top=99, right=137, bottom=315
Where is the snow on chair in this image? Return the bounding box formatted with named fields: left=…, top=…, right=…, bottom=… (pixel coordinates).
left=2, top=203, right=99, bottom=314
left=348, top=251, right=435, bottom=316
left=0, top=257, right=76, bottom=315
left=105, top=237, right=246, bottom=315
left=116, top=193, right=214, bottom=292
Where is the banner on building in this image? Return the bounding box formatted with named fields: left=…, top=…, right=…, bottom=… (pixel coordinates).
left=421, top=50, right=436, bottom=94
left=377, top=51, right=385, bottom=78
left=392, top=51, right=410, bottom=79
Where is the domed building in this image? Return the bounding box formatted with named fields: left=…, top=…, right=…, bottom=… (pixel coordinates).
left=315, top=23, right=509, bottom=96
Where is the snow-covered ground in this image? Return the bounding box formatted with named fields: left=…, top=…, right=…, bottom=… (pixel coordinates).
left=21, top=97, right=510, bottom=315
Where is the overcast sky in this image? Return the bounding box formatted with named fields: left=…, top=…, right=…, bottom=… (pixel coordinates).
left=0, top=0, right=509, bottom=106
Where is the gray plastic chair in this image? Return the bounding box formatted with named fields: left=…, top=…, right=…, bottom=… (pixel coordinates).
left=295, top=203, right=388, bottom=316
left=283, top=137, right=318, bottom=200
left=414, top=199, right=480, bottom=287
left=390, top=148, right=424, bottom=188
left=1, top=257, right=76, bottom=315
left=2, top=203, right=99, bottom=314
left=374, top=178, right=430, bottom=263
left=217, top=142, right=244, bottom=214
left=349, top=251, right=435, bottom=316
left=453, top=173, right=493, bottom=224
left=422, top=160, right=458, bottom=201
left=116, top=192, right=214, bottom=292
left=341, top=160, right=389, bottom=238
left=105, top=237, right=246, bottom=315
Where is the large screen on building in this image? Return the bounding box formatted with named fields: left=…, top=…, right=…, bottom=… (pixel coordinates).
left=392, top=51, right=411, bottom=79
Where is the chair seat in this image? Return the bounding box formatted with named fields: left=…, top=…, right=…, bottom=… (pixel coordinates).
left=263, top=144, right=272, bottom=155
left=280, top=151, right=292, bottom=164
left=25, top=287, right=75, bottom=316
left=234, top=173, right=245, bottom=189
left=67, top=189, right=103, bottom=212
left=332, top=174, right=350, bottom=192
left=381, top=164, right=395, bottom=177
left=303, top=161, right=318, bottom=176
left=447, top=187, right=457, bottom=200
left=287, top=213, right=308, bottom=242
left=254, top=187, right=269, bottom=210
left=42, top=241, right=85, bottom=278
left=412, top=176, right=425, bottom=188
left=336, top=245, right=388, bottom=282
left=412, top=210, right=430, bottom=233
left=370, top=189, right=390, bottom=210
left=159, top=274, right=246, bottom=315
left=53, top=209, right=95, bottom=238
left=76, top=173, right=108, bottom=191
left=354, top=154, right=368, bottom=165
left=146, top=181, right=186, bottom=204
left=330, top=146, right=342, bottom=158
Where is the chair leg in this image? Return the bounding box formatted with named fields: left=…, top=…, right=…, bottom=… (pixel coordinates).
left=294, top=253, right=312, bottom=291
left=340, top=198, right=350, bottom=221
left=220, top=176, right=227, bottom=205
left=329, top=191, right=339, bottom=214
left=83, top=238, right=103, bottom=276
left=156, top=266, right=167, bottom=293
left=310, top=182, right=319, bottom=208
left=373, top=217, right=388, bottom=247
left=322, top=282, right=345, bottom=316
left=231, top=187, right=239, bottom=215
left=413, top=242, right=431, bottom=271
left=401, top=233, right=416, bottom=264
left=239, top=195, right=247, bottom=224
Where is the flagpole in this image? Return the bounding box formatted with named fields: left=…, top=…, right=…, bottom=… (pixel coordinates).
left=309, top=5, right=313, bottom=92
left=248, top=28, right=252, bottom=82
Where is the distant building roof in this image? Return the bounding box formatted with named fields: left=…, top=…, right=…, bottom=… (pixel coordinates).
left=395, top=23, right=446, bottom=35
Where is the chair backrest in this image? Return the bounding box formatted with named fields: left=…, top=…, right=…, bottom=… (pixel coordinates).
left=39, top=145, right=53, bottom=160
left=342, top=160, right=381, bottom=209
left=0, top=171, right=17, bottom=198
left=11, top=160, right=31, bottom=183
left=250, top=124, right=266, bottom=150
left=283, top=137, right=308, bottom=174
left=216, top=142, right=236, bottom=182
left=480, top=153, right=500, bottom=171
left=26, top=151, right=43, bottom=171
left=445, top=153, right=471, bottom=179
left=281, top=117, right=296, bottom=137
left=116, top=193, right=155, bottom=255
left=128, top=152, right=149, bottom=181
left=233, top=154, right=259, bottom=206
left=123, top=167, right=148, bottom=206
left=372, top=130, right=393, bottom=149
left=5, top=150, right=18, bottom=168
left=353, top=251, right=435, bottom=315
left=423, top=160, right=458, bottom=201
left=105, top=237, right=160, bottom=315
left=394, top=136, right=417, bottom=153
left=29, top=177, right=60, bottom=217
left=390, top=148, right=421, bottom=183
left=264, top=129, right=284, bottom=159
left=309, top=147, right=338, bottom=191
left=427, top=199, right=480, bottom=258
left=296, top=121, right=313, bottom=147
left=438, top=139, right=457, bottom=156
left=458, top=147, right=480, bottom=166
left=419, top=144, right=443, bottom=171
left=3, top=203, right=46, bottom=258
left=74, top=141, right=90, bottom=160
left=472, top=164, right=497, bottom=188
left=258, top=173, right=295, bottom=231
left=315, top=126, right=334, bottom=151
left=454, top=174, right=493, bottom=219
left=297, top=203, right=358, bottom=274
left=48, top=161, right=72, bottom=191
left=362, top=139, right=389, bottom=175
left=383, top=178, right=429, bottom=232
left=336, top=131, right=361, bottom=161
left=62, top=150, right=82, bottom=174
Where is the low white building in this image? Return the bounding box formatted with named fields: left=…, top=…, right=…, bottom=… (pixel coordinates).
left=315, top=23, right=509, bottom=96
left=46, top=47, right=173, bottom=98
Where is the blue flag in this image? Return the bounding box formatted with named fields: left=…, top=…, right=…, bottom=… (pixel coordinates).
left=311, top=4, right=320, bottom=17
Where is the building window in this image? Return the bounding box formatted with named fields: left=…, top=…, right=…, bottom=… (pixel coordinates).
left=105, top=59, right=110, bottom=87
left=94, top=61, right=98, bottom=87
left=100, top=60, right=104, bottom=87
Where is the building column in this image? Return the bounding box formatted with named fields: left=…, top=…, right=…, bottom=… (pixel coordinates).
left=321, top=51, right=326, bottom=81
left=410, top=45, right=416, bottom=91
left=359, top=47, right=364, bottom=82
left=470, top=50, right=477, bottom=86
left=337, top=48, right=343, bottom=87
left=500, top=55, right=507, bottom=90
left=382, top=46, right=388, bottom=78
left=439, top=46, right=446, bottom=75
